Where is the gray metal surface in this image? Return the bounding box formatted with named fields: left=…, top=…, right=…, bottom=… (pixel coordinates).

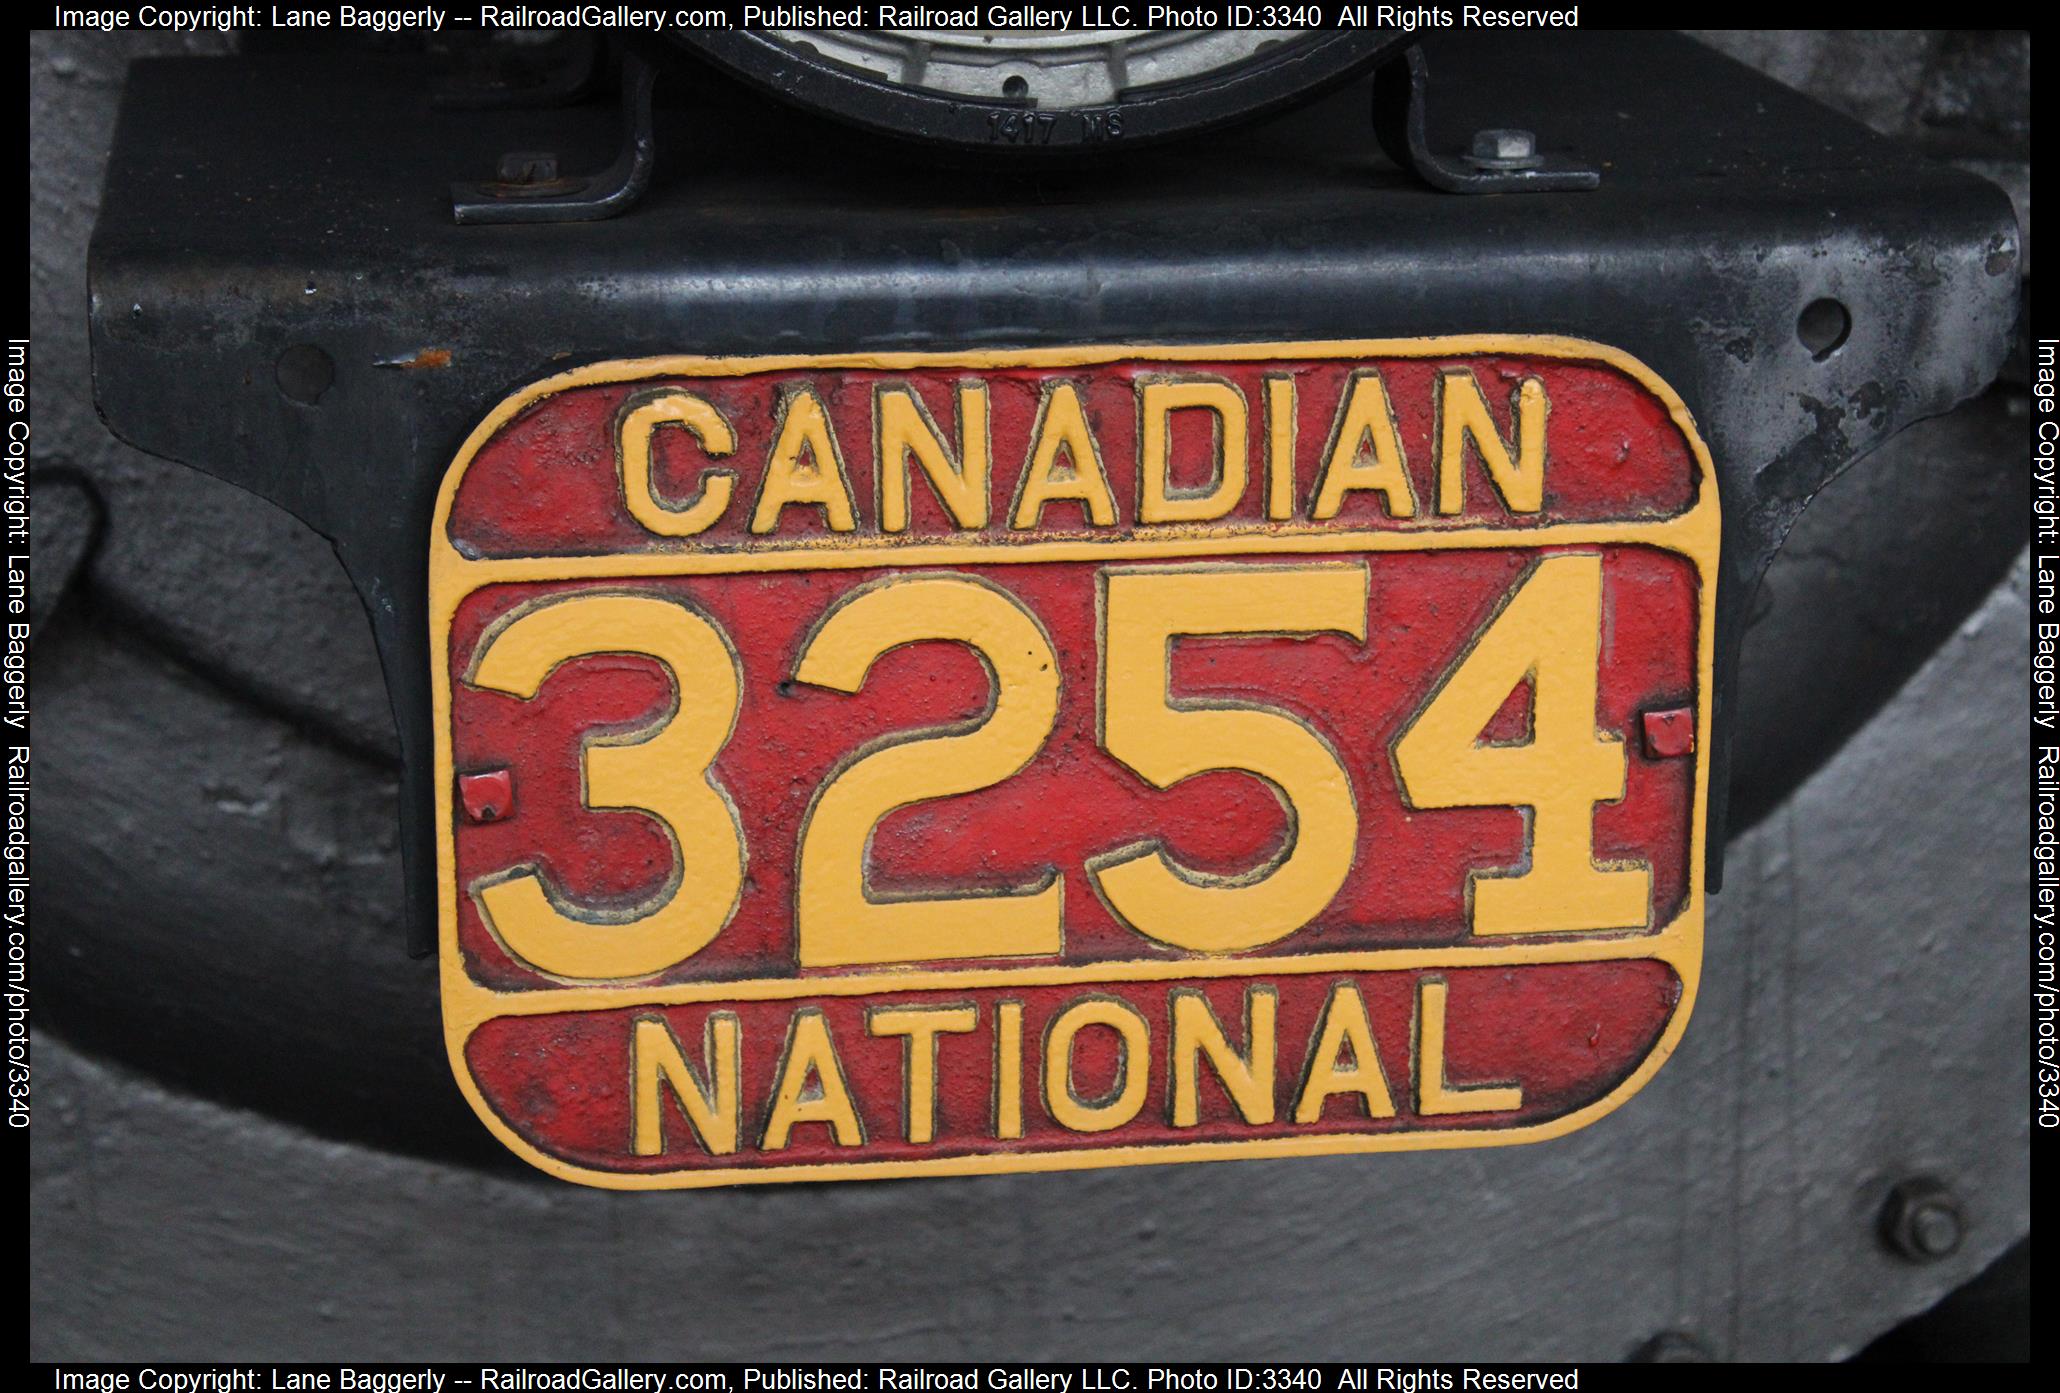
left=29, top=554, right=2032, bottom=1360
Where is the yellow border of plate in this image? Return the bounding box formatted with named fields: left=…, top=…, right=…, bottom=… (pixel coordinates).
left=429, top=336, right=1719, bottom=1189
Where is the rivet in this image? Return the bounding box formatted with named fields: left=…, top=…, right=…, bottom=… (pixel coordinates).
left=459, top=769, right=516, bottom=825
left=1641, top=707, right=1697, bottom=758
left=1881, top=1177, right=1964, bottom=1262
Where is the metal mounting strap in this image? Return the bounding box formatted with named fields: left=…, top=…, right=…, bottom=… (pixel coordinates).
left=450, top=50, right=658, bottom=226
left=1373, top=44, right=1601, bottom=194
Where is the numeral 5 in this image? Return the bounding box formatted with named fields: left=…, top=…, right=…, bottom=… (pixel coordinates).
left=1090, top=564, right=1368, bottom=952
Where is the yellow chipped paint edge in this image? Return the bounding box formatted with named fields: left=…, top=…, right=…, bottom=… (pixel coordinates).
left=427, top=335, right=1720, bottom=1190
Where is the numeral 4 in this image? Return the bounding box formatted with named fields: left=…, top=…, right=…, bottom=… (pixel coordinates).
left=1392, top=553, right=1651, bottom=935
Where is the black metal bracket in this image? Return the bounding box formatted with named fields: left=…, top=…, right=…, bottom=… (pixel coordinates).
left=449, top=50, right=656, bottom=225
left=1374, top=44, right=1600, bottom=194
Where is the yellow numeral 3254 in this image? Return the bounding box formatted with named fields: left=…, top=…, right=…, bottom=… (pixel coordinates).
left=460, top=554, right=1649, bottom=980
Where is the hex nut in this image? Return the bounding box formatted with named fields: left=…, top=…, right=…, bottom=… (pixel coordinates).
left=1466, top=128, right=1543, bottom=169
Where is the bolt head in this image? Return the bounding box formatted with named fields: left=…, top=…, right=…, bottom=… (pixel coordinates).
left=1468, top=128, right=1540, bottom=166
left=1909, top=1202, right=1963, bottom=1257
left=1881, top=1177, right=1964, bottom=1262
left=496, top=151, right=561, bottom=184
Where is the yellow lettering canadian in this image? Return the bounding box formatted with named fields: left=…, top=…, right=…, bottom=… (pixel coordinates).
left=1438, top=370, right=1547, bottom=515
left=617, top=389, right=737, bottom=537
left=751, top=387, right=858, bottom=533
left=1138, top=378, right=1248, bottom=524
left=608, top=367, right=1560, bottom=540
left=877, top=382, right=990, bottom=532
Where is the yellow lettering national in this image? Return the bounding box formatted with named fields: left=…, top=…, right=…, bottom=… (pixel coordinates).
left=629, top=978, right=1522, bottom=1160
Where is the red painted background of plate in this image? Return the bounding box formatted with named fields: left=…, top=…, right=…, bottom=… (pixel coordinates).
left=445, top=354, right=1698, bottom=556
left=465, top=962, right=1682, bottom=1171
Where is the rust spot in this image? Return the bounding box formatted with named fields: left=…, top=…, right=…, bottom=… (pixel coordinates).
left=377, top=347, right=455, bottom=371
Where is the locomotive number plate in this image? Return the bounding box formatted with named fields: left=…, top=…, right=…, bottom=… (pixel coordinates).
left=431, top=338, right=1718, bottom=1188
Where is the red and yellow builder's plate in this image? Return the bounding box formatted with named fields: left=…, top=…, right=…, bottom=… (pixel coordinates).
left=430, top=337, right=1718, bottom=1188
